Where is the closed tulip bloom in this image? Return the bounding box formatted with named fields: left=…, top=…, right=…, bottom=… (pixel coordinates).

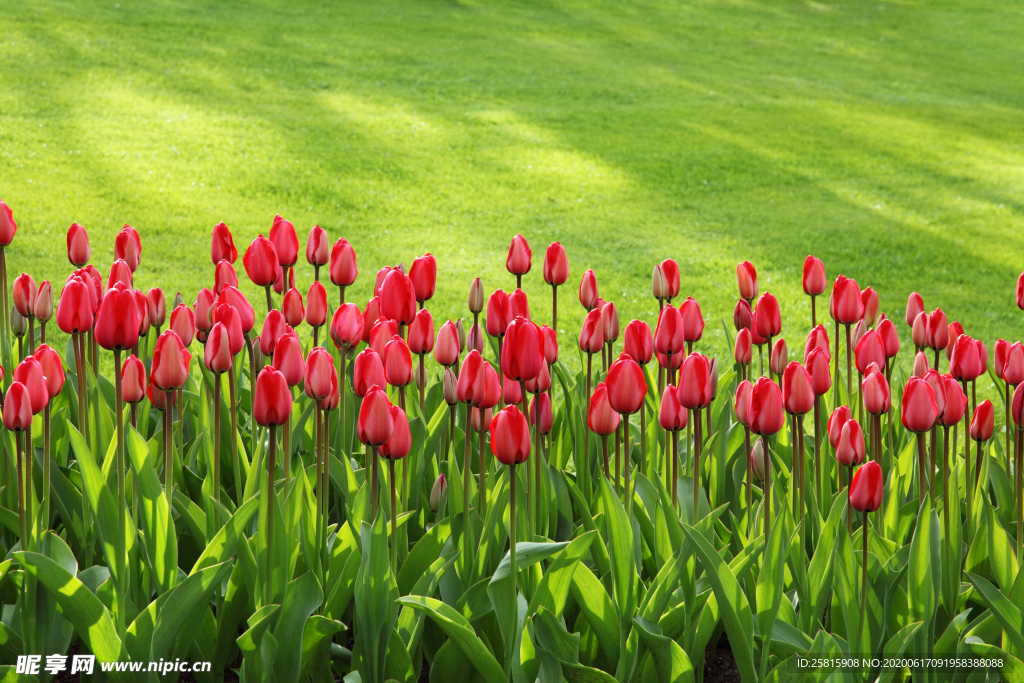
left=578, top=269, right=599, bottom=310
left=828, top=405, right=852, bottom=448
left=851, top=320, right=867, bottom=349
left=679, top=297, right=704, bottom=342
left=540, top=325, right=558, bottom=364
left=849, top=461, right=883, bottom=512
left=33, top=344, right=65, bottom=398
left=56, top=277, right=94, bottom=333
left=1018, top=273, right=1024, bottom=310
left=451, top=350, right=480, bottom=403
left=281, top=288, right=304, bottom=328
left=860, top=288, right=879, bottom=326
left=909, top=352, right=928, bottom=379
left=659, top=385, right=689, bottom=430
left=502, top=317, right=545, bottom=381
left=509, top=288, right=530, bottom=320
left=606, top=356, right=646, bottom=414
left=769, top=338, right=788, bottom=376
left=306, top=281, right=328, bottom=328
left=305, top=225, right=329, bottom=267
left=656, top=350, right=683, bottom=371
left=322, top=239, right=355, bottom=288
left=911, top=312, right=929, bottom=349
left=861, top=369, right=891, bottom=414
left=468, top=363, right=499, bottom=408
left=836, top=419, right=865, bottom=466
left=465, top=277, right=484, bottom=314
left=736, top=261, right=757, bottom=301
left=614, top=322, right=649, bottom=367
left=67, top=223, right=91, bottom=266
left=805, top=346, right=831, bottom=396
left=205, top=322, right=234, bottom=373
left=654, top=305, right=685, bottom=356
left=734, top=380, right=753, bottom=426
left=676, top=353, right=711, bottom=408
left=369, top=319, right=399, bottom=357
left=468, top=406, right=491, bottom=432
left=782, top=362, right=814, bottom=415
left=304, top=347, right=336, bottom=399
left=802, top=255, right=826, bottom=296
left=357, top=389, right=394, bottom=446
left=733, top=299, right=752, bottom=331
left=578, top=308, right=605, bottom=354
left=524, top=360, right=551, bottom=394
left=378, top=270, right=415, bottom=326
left=529, top=393, right=553, bottom=434
left=3, top=382, right=32, bottom=430
left=383, top=337, right=413, bottom=387
left=938, top=375, right=967, bottom=426
left=733, top=328, right=753, bottom=365
left=901, top=377, right=939, bottom=432
left=501, top=374, right=524, bottom=405
left=151, top=330, right=191, bottom=390
left=254, top=366, right=292, bottom=426
left=831, top=276, right=862, bottom=324
left=995, top=338, right=1009, bottom=380
left=506, top=234, right=532, bottom=275
left=950, top=334, right=985, bottom=381
left=490, top=405, right=531, bottom=465
left=377, top=404, right=411, bottom=459
left=14, top=357, right=48, bottom=413
left=485, top=289, right=511, bottom=338
left=258, top=309, right=288, bottom=355
left=970, top=400, right=994, bottom=441
left=1004, top=342, right=1024, bottom=386
left=407, top=253, right=437, bottom=303
left=754, top=293, right=781, bottom=339
left=404, top=309, right=433, bottom=355
left=147, top=377, right=173, bottom=411
left=905, top=292, right=924, bottom=327
left=95, top=283, right=141, bottom=350
left=926, top=309, right=948, bottom=349
left=325, top=303, right=360, bottom=353
left=140, top=289, right=165, bottom=331
left=877, top=318, right=900, bottom=358
left=749, top=438, right=768, bottom=481
left=587, top=382, right=620, bottom=435
left=595, top=302, right=616, bottom=344
left=211, top=303, right=244, bottom=356
left=211, top=222, right=237, bottom=264
left=442, top=368, right=458, bottom=406
left=652, top=263, right=669, bottom=300
left=114, top=225, right=142, bottom=272
left=749, top=377, right=784, bottom=435
left=658, top=259, right=681, bottom=300
left=30, top=280, right=52, bottom=322
left=1013, top=383, right=1024, bottom=426
left=464, top=323, right=482, bottom=354
left=945, top=321, right=964, bottom=359
left=213, top=260, right=238, bottom=294
left=169, top=305, right=196, bottom=346
left=352, top=347, right=387, bottom=397
left=218, top=285, right=259, bottom=333
left=12, top=273, right=36, bottom=317
left=854, top=330, right=885, bottom=376
left=194, top=288, right=216, bottom=337
left=922, top=370, right=946, bottom=419
left=243, top=235, right=279, bottom=286
left=318, top=371, right=340, bottom=411
left=543, top=242, right=569, bottom=286
left=121, top=354, right=146, bottom=403
left=433, top=320, right=460, bottom=366
left=134, top=290, right=151, bottom=338
left=268, top=215, right=298, bottom=267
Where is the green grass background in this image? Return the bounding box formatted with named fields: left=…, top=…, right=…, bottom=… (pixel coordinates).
left=2, top=0, right=1022, bottom=356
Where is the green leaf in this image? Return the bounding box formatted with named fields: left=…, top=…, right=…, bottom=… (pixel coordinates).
left=966, top=572, right=1024, bottom=654
left=13, top=551, right=122, bottom=661
left=353, top=516, right=399, bottom=683
left=126, top=427, right=177, bottom=592
left=272, top=572, right=324, bottom=683
left=397, top=595, right=506, bottom=681
left=633, top=617, right=695, bottom=683
left=150, top=561, right=233, bottom=660
left=598, top=477, right=636, bottom=620
left=570, top=562, right=620, bottom=665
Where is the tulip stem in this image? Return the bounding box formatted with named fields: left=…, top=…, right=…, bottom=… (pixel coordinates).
left=74, top=332, right=88, bottom=440
left=860, top=510, right=869, bottom=615
left=550, top=284, right=558, bottom=332
left=671, top=429, right=679, bottom=507
left=213, top=374, right=221, bottom=504
left=624, top=412, right=632, bottom=516
left=315, top=406, right=324, bottom=551
left=810, top=294, right=817, bottom=329
left=163, top=401, right=173, bottom=493
left=743, top=425, right=751, bottom=523
left=916, top=432, right=927, bottom=504
left=943, top=424, right=951, bottom=542
left=265, top=424, right=277, bottom=605
left=113, top=349, right=127, bottom=629
left=338, top=285, right=346, bottom=306
left=832, top=321, right=840, bottom=409
left=228, top=367, right=241, bottom=504
left=264, top=285, right=273, bottom=314
left=388, top=458, right=398, bottom=570
left=584, top=352, right=593, bottom=493
left=478, top=427, right=487, bottom=522
left=509, top=463, right=518, bottom=598
left=462, top=403, right=472, bottom=579
left=1016, top=427, right=1023, bottom=561
left=929, top=426, right=938, bottom=504
left=370, top=445, right=379, bottom=520
left=534, top=408, right=542, bottom=537
left=16, top=430, right=27, bottom=550
left=417, top=353, right=426, bottom=416
left=601, top=434, right=609, bottom=479
left=844, top=323, right=853, bottom=401
left=692, top=407, right=702, bottom=520
left=764, top=437, right=772, bottom=537
left=283, top=399, right=291, bottom=479
left=42, top=404, right=51, bottom=534
left=797, top=414, right=805, bottom=522
left=640, top=399, right=647, bottom=478
left=1005, top=382, right=1012, bottom=472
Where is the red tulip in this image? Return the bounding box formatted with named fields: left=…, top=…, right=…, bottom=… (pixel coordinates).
left=849, top=461, right=883, bottom=512
left=679, top=297, right=704, bottom=342
left=502, top=317, right=544, bottom=381
left=654, top=305, right=685, bottom=356
left=828, top=405, right=852, bottom=448
left=733, top=380, right=753, bottom=426
left=733, top=299, right=752, bottom=331
left=946, top=321, right=964, bottom=359
left=3, top=382, right=32, bottom=430
left=749, top=377, right=784, bottom=435
left=529, top=393, right=553, bottom=434
left=877, top=318, right=899, bottom=358
left=282, top=288, right=304, bottom=328
left=623, top=320, right=653, bottom=365
left=355, top=385, right=392, bottom=446
left=66, top=223, right=90, bottom=266
left=910, top=312, right=929, bottom=349
left=56, top=277, right=94, bottom=333
left=1013, top=383, right=1024, bottom=426
left=383, top=336, right=413, bottom=387
left=26, top=280, right=50, bottom=323
left=304, top=347, right=335, bottom=399
left=1004, top=342, right=1024, bottom=386
left=452, top=350, right=481, bottom=403
left=211, top=222, right=237, bottom=264
left=433, top=320, right=460, bottom=366
left=306, top=225, right=329, bottom=267
left=853, top=329, right=885, bottom=376
left=970, top=400, right=994, bottom=441
left=510, top=288, right=530, bottom=320
left=736, top=261, right=757, bottom=300
left=938, top=375, right=967, bottom=427
left=217, top=286, right=258, bottom=334
left=1017, top=273, right=1024, bottom=310
left=836, top=419, right=865, bottom=466
left=861, top=369, right=891, bottom=414
left=143, top=288, right=166, bottom=330
left=659, top=385, right=688, bottom=430
left=540, top=325, right=558, bottom=364
left=467, top=323, right=484, bottom=354
left=211, top=303, right=244, bottom=356
left=506, top=234, right=532, bottom=276
left=578, top=308, right=604, bottom=354
left=524, top=360, right=551, bottom=394
left=243, top=235, right=279, bottom=286
left=490, top=405, right=530, bottom=465
left=326, top=303, right=360, bottom=353
left=306, top=281, right=328, bottom=329
left=254, top=366, right=292, bottom=426
left=169, top=305, right=196, bottom=346
left=860, top=288, right=879, bottom=326
left=805, top=346, right=831, bottom=396
left=377, top=404, right=411, bottom=459
left=588, top=382, right=620, bottom=435
left=213, top=260, right=238, bottom=294
left=330, top=238, right=358, bottom=287
left=578, top=269, right=599, bottom=310
left=677, top=353, right=712, bottom=408
left=901, top=377, right=939, bottom=432
left=905, top=292, right=924, bottom=327
left=754, top=293, right=781, bottom=339
left=830, top=276, right=862, bottom=324
left=782, top=362, right=814, bottom=415
left=134, top=290, right=150, bottom=338
left=353, top=348, right=386, bottom=397
left=152, top=330, right=191, bottom=390
left=543, top=242, right=569, bottom=286
left=121, top=354, right=146, bottom=403
left=12, top=273, right=36, bottom=318
left=469, top=362, right=500, bottom=409
left=0, top=201, right=18, bottom=246
left=318, top=371, right=340, bottom=411
left=95, top=283, right=141, bottom=350
left=925, top=309, right=948, bottom=349
left=769, top=338, right=788, bottom=376
left=950, top=334, right=985, bottom=381
left=205, top=322, right=234, bottom=373
left=606, top=356, right=646, bottom=414
left=802, top=255, right=825, bottom=296
left=379, top=270, right=416, bottom=325
left=194, top=288, right=216, bottom=338
left=268, top=215, right=298, bottom=267
left=409, top=253, right=437, bottom=303
left=147, top=377, right=173, bottom=411
left=258, top=309, right=288, bottom=355
left=601, top=301, right=619, bottom=343
left=33, top=344, right=65, bottom=398
left=114, top=225, right=142, bottom=272
left=269, top=333, right=302, bottom=387
left=404, top=309, right=433, bottom=355
left=486, top=289, right=511, bottom=338
left=369, top=319, right=398, bottom=357
left=14, top=357, right=48, bottom=413
left=659, top=259, right=681, bottom=300
left=734, top=328, right=753, bottom=365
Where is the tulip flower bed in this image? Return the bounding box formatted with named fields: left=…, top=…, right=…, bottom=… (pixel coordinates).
left=0, top=201, right=1023, bottom=682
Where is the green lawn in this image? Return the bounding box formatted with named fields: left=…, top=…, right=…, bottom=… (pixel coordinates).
left=2, top=0, right=1022, bottom=354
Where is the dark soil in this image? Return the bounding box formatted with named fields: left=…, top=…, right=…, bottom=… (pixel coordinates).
left=704, top=638, right=740, bottom=683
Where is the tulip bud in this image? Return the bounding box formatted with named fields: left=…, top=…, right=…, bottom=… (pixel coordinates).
left=10, top=306, right=26, bottom=338
left=467, top=323, right=484, bottom=354
left=877, top=317, right=899, bottom=358
left=1005, top=342, right=1024, bottom=386
left=543, top=242, right=569, bottom=286
left=651, top=264, right=669, bottom=300
left=578, top=269, right=599, bottom=310
left=14, top=357, right=48, bottom=414
left=734, top=380, right=753, bottom=427
left=490, top=405, right=530, bottom=465
left=305, top=347, right=336, bottom=399
left=970, top=400, right=994, bottom=441
left=121, top=354, right=146, bottom=403
left=860, top=288, right=879, bottom=326
left=529, top=393, right=553, bottom=434
left=769, top=338, right=788, bottom=376
left=849, top=461, right=883, bottom=512
left=1017, top=273, right=1024, bottom=311
left=579, top=308, right=604, bottom=354
left=854, top=330, right=885, bottom=376
left=254, top=366, right=292, bottom=426
left=906, top=292, right=924, bottom=327
left=754, top=293, right=781, bottom=340
left=67, top=223, right=91, bottom=266
left=802, top=255, right=825, bottom=296
left=749, top=438, right=767, bottom=481
left=114, top=225, right=142, bottom=272
left=677, top=353, right=712, bottom=409
left=272, top=333, right=304, bottom=387
left=443, top=367, right=458, bottom=405
left=654, top=306, right=684, bottom=356
left=782, top=362, right=814, bottom=415
left=306, top=281, right=328, bottom=329
left=3, top=382, right=32, bottom=431
left=830, top=275, right=862, bottom=324
left=56, top=277, right=94, bottom=334
left=95, top=283, right=141, bottom=351
left=733, top=299, right=752, bottom=331
left=306, top=225, right=329, bottom=267
left=901, top=377, right=939, bottom=432
left=211, top=222, right=237, bottom=264
left=384, top=337, right=413, bottom=387
left=540, top=325, right=558, bottom=364
left=734, top=328, right=753, bottom=365
left=805, top=346, right=831, bottom=396
left=828, top=405, right=852, bottom=448
left=429, top=474, right=448, bottom=511
left=486, top=290, right=510, bottom=338
left=862, top=370, right=891, bottom=415
left=509, top=288, right=529, bottom=320
left=659, top=385, right=688, bottom=431
left=467, top=277, right=484, bottom=314
left=679, top=297, right=703, bottom=343
left=33, top=344, right=66, bottom=399
left=587, top=382, right=620, bottom=435
left=31, top=280, right=53, bottom=323
left=169, top=305, right=196, bottom=347
left=736, top=261, right=757, bottom=301
left=330, top=303, right=363, bottom=353
left=205, top=323, right=234, bottom=374
left=12, top=273, right=36, bottom=318
left=151, top=330, right=191, bottom=391
left=835, top=419, right=865, bottom=466
left=243, top=235, right=279, bottom=287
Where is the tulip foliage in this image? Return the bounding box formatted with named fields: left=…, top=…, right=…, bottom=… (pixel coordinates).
left=0, top=205, right=1022, bottom=681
